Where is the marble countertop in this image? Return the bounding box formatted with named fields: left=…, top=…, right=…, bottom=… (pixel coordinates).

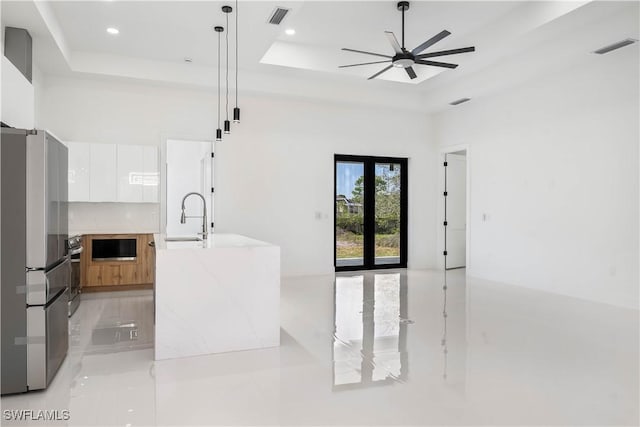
left=153, top=233, right=275, bottom=250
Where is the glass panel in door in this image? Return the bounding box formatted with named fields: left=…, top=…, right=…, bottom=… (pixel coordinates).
left=335, top=161, right=365, bottom=268
left=374, top=162, right=401, bottom=265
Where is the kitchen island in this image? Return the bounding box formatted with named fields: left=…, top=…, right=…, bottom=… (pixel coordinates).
left=153, top=233, right=280, bottom=360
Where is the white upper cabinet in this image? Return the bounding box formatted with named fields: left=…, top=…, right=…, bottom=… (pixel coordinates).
left=67, top=142, right=90, bottom=202
left=90, top=143, right=117, bottom=202
left=142, top=145, right=159, bottom=203
left=117, top=145, right=144, bottom=202
left=67, top=142, right=159, bottom=203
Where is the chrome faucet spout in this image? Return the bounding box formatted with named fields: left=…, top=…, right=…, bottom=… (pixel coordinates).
left=180, top=192, right=208, bottom=239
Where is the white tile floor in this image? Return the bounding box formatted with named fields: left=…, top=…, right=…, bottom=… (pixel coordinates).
left=1, top=269, right=638, bottom=426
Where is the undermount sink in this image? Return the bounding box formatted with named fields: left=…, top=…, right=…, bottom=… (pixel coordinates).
left=164, top=236, right=202, bottom=242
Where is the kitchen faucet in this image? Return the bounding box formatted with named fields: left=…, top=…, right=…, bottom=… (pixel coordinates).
left=180, top=192, right=208, bottom=239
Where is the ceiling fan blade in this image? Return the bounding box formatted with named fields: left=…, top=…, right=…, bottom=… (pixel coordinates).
left=384, top=31, right=403, bottom=54
left=339, top=60, right=391, bottom=68
left=416, top=46, right=475, bottom=59
left=367, top=65, right=394, bottom=80
left=405, top=66, right=417, bottom=79
left=411, top=30, right=451, bottom=55
left=415, top=59, right=458, bottom=69
left=342, top=48, right=392, bottom=59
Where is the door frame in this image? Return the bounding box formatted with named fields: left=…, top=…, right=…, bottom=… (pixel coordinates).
left=439, top=145, right=470, bottom=272
left=334, top=154, right=408, bottom=272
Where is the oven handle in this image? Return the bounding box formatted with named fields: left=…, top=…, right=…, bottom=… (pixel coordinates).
left=69, top=246, right=83, bottom=256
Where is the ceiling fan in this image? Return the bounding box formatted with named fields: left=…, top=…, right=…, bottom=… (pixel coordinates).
left=340, top=1, right=476, bottom=80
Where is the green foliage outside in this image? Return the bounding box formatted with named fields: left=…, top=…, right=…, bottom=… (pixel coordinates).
left=336, top=168, right=401, bottom=259
left=338, top=170, right=401, bottom=235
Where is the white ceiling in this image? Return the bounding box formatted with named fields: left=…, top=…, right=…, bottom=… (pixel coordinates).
left=48, top=1, right=291, bottom=68
left=262, top=1, right=522, bottom=83
left=1, top=1, right=639, bottom=112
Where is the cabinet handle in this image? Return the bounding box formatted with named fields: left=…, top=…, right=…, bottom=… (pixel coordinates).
left=148, top=241, right=155, bottom=247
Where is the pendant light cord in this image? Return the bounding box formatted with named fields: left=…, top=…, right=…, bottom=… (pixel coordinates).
left=217, top=30, right=221, bottom=128
left=225, top=12, right=229, bottom=121
left=235, top=0, right=238, bottom=109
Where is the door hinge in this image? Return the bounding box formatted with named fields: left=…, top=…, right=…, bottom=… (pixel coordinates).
left=211, top=187, right=215, bottom=193
left=443, top=251, right=448, bottom=256
left=443, top=221, right=448, bottom=226
left=443, top=191, right=448, bottom=196
left=211, top=152, right=215, bottom=158
left=443, top=161, right=448, bottom=167
left=211, top=222, right=214, bottom=228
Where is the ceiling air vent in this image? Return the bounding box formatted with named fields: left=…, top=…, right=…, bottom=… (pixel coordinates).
left=449, top=98, right=471, bottom=106
left=268, top=7, right=290, bottom=25
left=593, top=38, right=637, bottom=54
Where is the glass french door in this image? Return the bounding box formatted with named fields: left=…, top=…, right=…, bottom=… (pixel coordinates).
left=334, top=155, right=407, bottom=271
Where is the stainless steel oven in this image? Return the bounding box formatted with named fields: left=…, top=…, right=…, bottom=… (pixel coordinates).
left=68, top=235, right=82, bottom=317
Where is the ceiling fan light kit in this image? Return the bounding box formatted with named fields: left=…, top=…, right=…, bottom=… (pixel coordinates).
left=340, top=1, right=476, bottom=81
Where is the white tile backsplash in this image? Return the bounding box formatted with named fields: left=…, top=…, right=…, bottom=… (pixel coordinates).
left=69, top=202, right=160, bottom=235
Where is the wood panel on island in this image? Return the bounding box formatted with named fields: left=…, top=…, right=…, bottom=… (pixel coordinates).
left=80, top=234, right=155, bottom=292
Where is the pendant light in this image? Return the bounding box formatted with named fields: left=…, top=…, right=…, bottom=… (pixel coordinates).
left=214, top=25, right=224, bottom=141
left=233, top=0, right=240, bottom=123
left=222, top=5, right=232, bottom=134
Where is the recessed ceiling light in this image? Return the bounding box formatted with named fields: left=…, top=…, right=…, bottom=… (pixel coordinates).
left=285, top=28, right=296, bottom=36
left=106, top=27, right=119, bottom=35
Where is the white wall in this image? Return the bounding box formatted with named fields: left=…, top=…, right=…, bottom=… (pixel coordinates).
left=433, top=49, right=639, bottom=309
left=1, top=55, right=34, bottom=128
left=40, top=75, right=438, bottom=276
left=32, top=65, right=45, bottom=128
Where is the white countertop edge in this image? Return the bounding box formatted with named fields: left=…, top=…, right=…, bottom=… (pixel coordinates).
left=153, top=233, right=278, bottom=250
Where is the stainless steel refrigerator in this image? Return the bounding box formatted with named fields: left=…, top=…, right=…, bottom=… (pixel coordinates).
left=1, top=128, right=69, bottom=395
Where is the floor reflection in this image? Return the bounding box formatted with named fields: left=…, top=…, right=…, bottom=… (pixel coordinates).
left=1, top=270, right=636, bottom=425
left=78, top=291, right=154, bottom=355
left=332, top=272, right=409, bottom=389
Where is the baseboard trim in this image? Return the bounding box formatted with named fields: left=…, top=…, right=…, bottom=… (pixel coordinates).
left=81, top=283, right=153, bottom=293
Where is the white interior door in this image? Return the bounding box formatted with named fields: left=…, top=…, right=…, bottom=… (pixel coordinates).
left=446, top=153, right=466, bottom=269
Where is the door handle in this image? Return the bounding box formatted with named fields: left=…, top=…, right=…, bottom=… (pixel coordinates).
left=148, top=241, right=155, bottom=247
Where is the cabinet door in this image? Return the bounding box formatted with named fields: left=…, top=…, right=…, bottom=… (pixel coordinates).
left=89, top=144, right=117, bottom=202
left=139, top=234, right=155, bottom=283
left=142, top=146, right=159, bottom=203
left=117, top=145, right=144, bottom=202
left=119, top=264, right=139, bottom=285
left=85, top=265, right=102, bottom=287
left=100, top=265, right=121, bottom=286
left=67, top=142, right=91, bottom=201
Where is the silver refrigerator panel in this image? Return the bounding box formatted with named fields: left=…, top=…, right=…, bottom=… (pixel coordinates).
left=57, top=138, right=69, bottom=258
left=26, top=289, right=69, bottom=391
left=26, top=257, right=70, bottom=306
left=1, top=128, right=29, bottom=395
left=26, top=130, right=67, bottom=270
